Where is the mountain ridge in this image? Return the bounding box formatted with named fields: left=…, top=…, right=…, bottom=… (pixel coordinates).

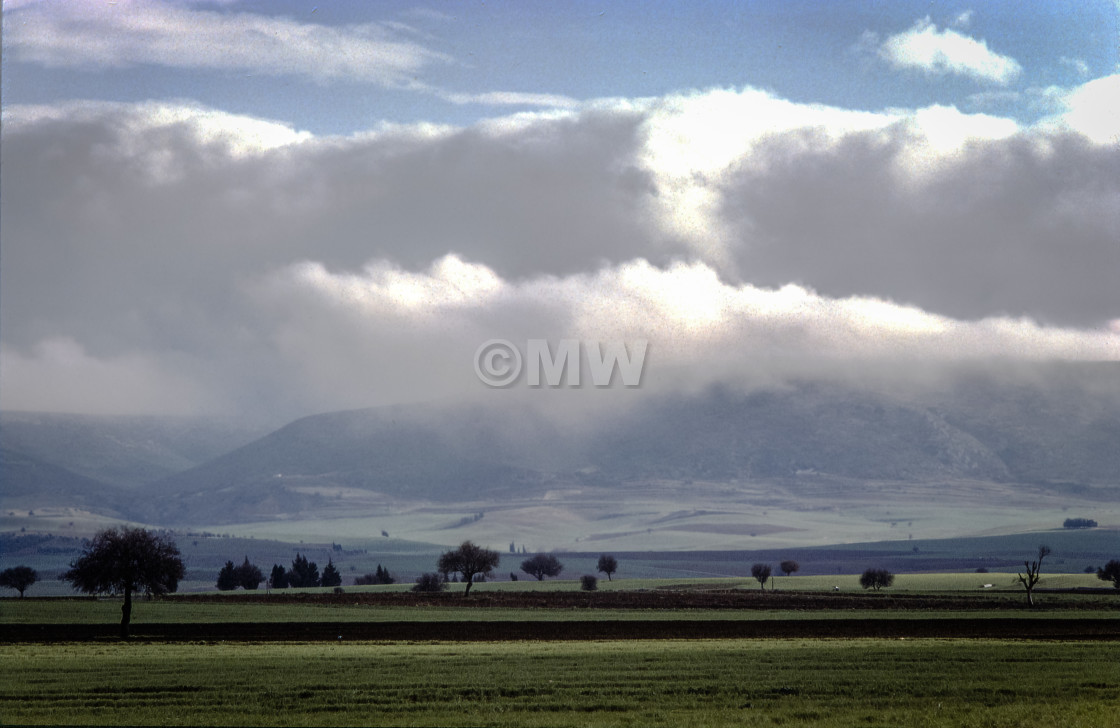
left=4, top=364, right=1118, bottom=529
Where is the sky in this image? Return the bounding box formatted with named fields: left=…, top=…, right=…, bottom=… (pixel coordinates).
left=1, top=0, right=1118, bottom=421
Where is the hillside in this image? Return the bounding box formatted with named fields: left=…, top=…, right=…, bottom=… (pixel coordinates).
left=4, top=364, right=1117, bottom=539
left=0, top=412, right=271, bottom=488
left=126, top=365, right=1120, bottom=526
left=0, top=446, right=131, bottom=517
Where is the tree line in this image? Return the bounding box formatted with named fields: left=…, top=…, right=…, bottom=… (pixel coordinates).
left=406, top=542, right=624, bottom=594
left=6, top=527, right=1116, bottom=640
left=260, top=554, right=342, bottom=590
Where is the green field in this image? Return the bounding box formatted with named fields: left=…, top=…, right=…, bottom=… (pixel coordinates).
left=3, top=570, right=1116, bottom=726
left=2, top=639, right=1118, bottom=726
left=7, top=569, right=1112, bottom=600
left=6, top=527, right=1118, bottom=598
left=3, top=571, right=1116, bottom=625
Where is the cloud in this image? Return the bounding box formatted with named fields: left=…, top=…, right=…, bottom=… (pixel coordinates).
left=875, top=17, right=1022, bottom=85
left=3, top=0, right=449, bottom=85
left=1043, top=74, right=1120, bottom=145
left=1060, top=56, right=1091, bottom=79
left=0, top=338, right=220, bottom=416
left=437, top=91, right=580, bottom=109
left=718, top=120, right=1119, bottom=326
left=3, top=100, right=314, bottom=161
left=156, top=254, right=1120, bottom=414
left=2, top=91, right=1117, bottom=417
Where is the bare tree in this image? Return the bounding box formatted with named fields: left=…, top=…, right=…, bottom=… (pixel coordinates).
left=751, top=563, right=772, bottom=591
left=1017, top=545, right=1051, bottom=607
left=437, top=541, right=500, bottom=596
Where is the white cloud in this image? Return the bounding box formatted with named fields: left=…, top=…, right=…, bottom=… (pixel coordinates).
left=4, top=0, right=448, bottom=85
left=3, top=92, right=1117, bottom=416
left=253, top=254, right=1120, bottom=410
left=630, top=87, right=1028, bottom=266
left=3, top=100, right=314, bottom=159
left=1046, top=74, right=1120, bottom=145
left=1060, top=56, right=1091, bottom=79
left=437, top=90, right=580, bottom=109
left=632, top=87, right=902, bottom=267
left=877, top=17, right=1022, bottom=85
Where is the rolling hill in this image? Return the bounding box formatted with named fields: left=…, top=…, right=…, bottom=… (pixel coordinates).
left=0, top=412, right=271, bottom=488
left=4, top=364, right=1118, bottom=537
left=125, top=364, right=1120, bottom=526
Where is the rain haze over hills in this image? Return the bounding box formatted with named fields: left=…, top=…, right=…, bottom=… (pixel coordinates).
left=1, top=1, right=1118, bottom=554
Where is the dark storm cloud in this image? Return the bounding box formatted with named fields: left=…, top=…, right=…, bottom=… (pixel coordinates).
left=0, top=104, right=662, bottom=352
left=720, top=126, right=1120, bottom=327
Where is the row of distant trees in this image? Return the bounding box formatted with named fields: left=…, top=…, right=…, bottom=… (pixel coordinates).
left=209, top=551, right=618, bottom=591
left=263, top=554, right=342, bottom=589
left=5, top=528, right=1120, bottom=640
left=216, top=558, right=263, bottom=590
left=354, top=564, right=395, bottom=585
left=10, top=536, right=1120, bottom=601
left=408, top=543, right=623, bottom=594
left=747, top=560, right=803, bottom=591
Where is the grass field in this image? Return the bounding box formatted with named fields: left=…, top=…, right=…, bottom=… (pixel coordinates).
left=9, top=569, right=1112, bottom=599
left=6, top=526, right=1118, bottom=598
left=3, top=572, right=1116, bottom=625
left=3, top=571, right=1116, bottom=726
left=2, top=639, right=1118, bottom=726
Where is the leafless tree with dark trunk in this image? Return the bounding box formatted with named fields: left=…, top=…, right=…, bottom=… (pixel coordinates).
left=1017, top=545, right=1051, bottom=607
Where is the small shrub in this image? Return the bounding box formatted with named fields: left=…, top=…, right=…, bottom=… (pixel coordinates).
left=580, top=575, right=598, bottom=591
left=859, top=568, right=894, bottom=591
left=355, top=564, right=395, bottom=585
left=0, top=566, right=38, bottom=597
left=1098, top=560, right=1120, bottom=589
left=521, top=553, right=563, bottom=581
left=412, top=573, right=447, bottom=593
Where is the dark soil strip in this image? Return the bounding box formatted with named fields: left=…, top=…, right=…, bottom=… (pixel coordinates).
left=5, top=618, right=1120, bottom=643
left=168, top=589, right=1118, bottom=611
